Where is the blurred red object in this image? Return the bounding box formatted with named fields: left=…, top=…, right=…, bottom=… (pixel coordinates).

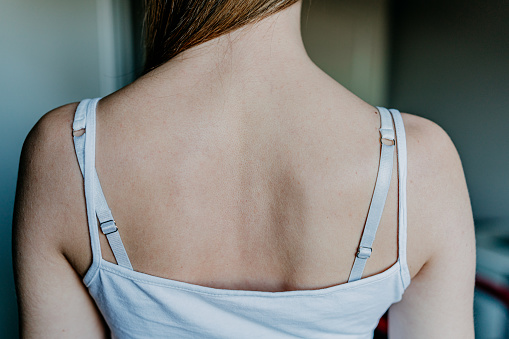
left=374, top=312, right=388, bottom=338
left=475, top=275, right=509, bottom=309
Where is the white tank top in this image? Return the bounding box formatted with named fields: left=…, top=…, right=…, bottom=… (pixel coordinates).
left=72, top=97, right=411, bottom=339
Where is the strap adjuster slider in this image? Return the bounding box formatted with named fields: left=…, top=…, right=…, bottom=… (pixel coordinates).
left=379, top=128, right=395, bottom=145
left=356, top=246, right=372, bottom=259
left=100, top=219, right=118, bottom=235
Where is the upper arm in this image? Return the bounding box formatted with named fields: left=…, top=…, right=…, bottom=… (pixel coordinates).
left=12, top=104, right=108, bottom=338
left=388, top=114, right=476, bottom=338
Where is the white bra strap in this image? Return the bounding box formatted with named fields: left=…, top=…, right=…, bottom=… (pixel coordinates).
left=389, top=109, right=411, bottom=289
left=73, top=98, right=133, bottom=270
left=348, top=107, right=395, bottom=282
left=93, top=174, right=133, bottom=270
left=73, top=99, right=101, bottom=268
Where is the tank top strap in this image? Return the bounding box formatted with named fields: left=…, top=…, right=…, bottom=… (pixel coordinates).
left=389, top=109, right=411, bottom=289
left=72, top=98, right=133, bottom=276
left=348, top=107, right=395, bottom=282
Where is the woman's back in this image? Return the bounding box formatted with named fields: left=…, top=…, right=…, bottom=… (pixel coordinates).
left=66, top=66, right=410, bottom=292
left=13, top=1, right=476, bottom=337
left=66, top=92, right=409, bottom=338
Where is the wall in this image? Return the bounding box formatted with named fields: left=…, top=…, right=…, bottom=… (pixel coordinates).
left=389, top=0, right=509, bottom=220
left=301, top=0, right=390, bottom=106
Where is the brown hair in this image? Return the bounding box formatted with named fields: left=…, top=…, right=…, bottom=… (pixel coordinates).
left=142, top=0, right=300, bottom=75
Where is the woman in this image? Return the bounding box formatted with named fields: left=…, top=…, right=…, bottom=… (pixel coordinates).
left=13, top=0, right=475, bottom=338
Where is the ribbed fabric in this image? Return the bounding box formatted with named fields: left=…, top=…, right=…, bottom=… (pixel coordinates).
left=74, top=97, right=411, bottom=339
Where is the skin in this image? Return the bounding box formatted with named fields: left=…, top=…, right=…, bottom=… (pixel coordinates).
left=12, top=1, right=475, bottom=338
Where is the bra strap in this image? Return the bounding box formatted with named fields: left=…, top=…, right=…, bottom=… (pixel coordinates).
left=93, top=172, right=133, bottom=270
left=73, top=98, right=133, bottom=270
left=389, top=109, right=411, bottom=289
left=348, top=107, right=395, bottom=282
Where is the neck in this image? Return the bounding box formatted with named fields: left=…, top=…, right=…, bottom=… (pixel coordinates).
left=135, top=1, right=313, bottom=99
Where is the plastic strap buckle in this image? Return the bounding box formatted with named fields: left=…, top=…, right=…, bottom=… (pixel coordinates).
left=100, top=219, right=118, bottom=235
left=379, top=128, right=395, bottom=145
left=356, top=246, right=372, bottom=259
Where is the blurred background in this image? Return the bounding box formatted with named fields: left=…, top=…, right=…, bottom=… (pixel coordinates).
left=1, top=0, right=508, bottom=337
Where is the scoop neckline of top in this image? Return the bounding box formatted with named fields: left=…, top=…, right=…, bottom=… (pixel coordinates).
left=87, top=258, right=402, bottom=297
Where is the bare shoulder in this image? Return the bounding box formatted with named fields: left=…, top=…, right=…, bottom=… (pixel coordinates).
left=400, top=111, right=458, bottom=160
left=26, top=102, right=78, bottom=135
left=388, top=112, right=475, bottom=338
left=401, top=112, right=473, bottom=259
left=21, top=102, right=80, bottom=173
left=398, top=112, right=474, bottom=276
left=15, top=102, right=83, bottom=248
left=14, top=100, right=94, bottom=266
left=13, top=102, right=107, bottom=337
